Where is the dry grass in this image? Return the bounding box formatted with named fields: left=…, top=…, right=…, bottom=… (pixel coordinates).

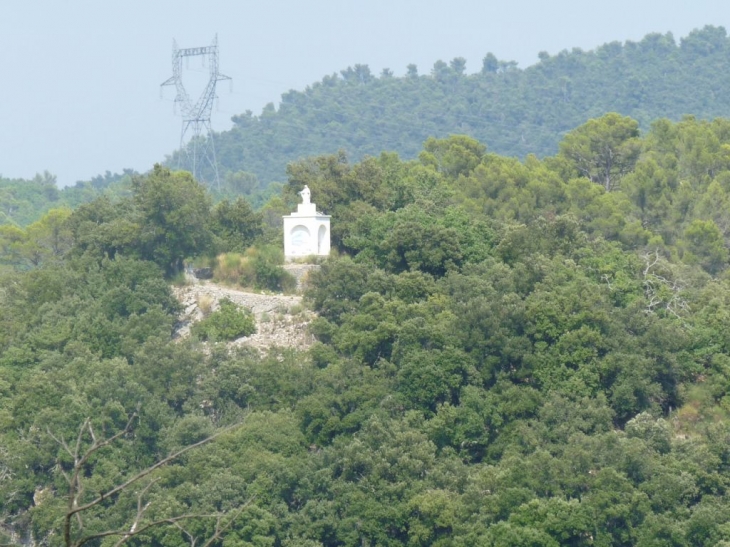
left=197, top=294, right=215, bottom=316
left=214, top=252, right=252, bottom=285
left=214, top=246, right=289, bottom=291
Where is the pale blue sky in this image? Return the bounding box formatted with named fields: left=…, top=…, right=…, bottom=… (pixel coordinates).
left=2, top=0, right=730, bottom=186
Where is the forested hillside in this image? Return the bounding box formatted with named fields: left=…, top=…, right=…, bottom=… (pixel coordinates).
left=4, top=114, right=730, bottom=545
left=0, top=170, right=135, bottom=227
left=8, top=26, right=730, bottom=228
left=176, top=25, right=730, bottom=187
left=0, top=169, right=277, bottom=229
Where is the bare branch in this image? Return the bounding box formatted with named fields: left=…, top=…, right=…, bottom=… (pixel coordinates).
left=0, top=447, right=12, bottom=484
left=173, top=521, right=198, bottom=547
left=73, top=419, right=89, bottom=467
left=641, top=250, right=690, bottom=327
left=69, top=419, right=242, bottom=521
left=46, top=429, right=74, bottom=461
left=53, top=414, right=141, bottom=546
left=48, top=412, right=248, bottom=547
left=56, top=464, right=72, bottom=487
left=82, top=493, right=254, bottom=547
left=171, top=499, right=252, bottom=547
left=76, top=514, right=221, bottom=547
left=201, top=503, right=250, bottom=547
left=87, top=423, right=97, bottom=445
left=74, top=414, right=137, bottom=472
left=107, top=477, right=161, bottom=547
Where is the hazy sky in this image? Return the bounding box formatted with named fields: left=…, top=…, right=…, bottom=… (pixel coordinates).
left=2, top=0, right=730, bottom=187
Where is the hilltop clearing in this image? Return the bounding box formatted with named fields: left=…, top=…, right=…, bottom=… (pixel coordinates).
left=173, top=277, right=315, bottom=352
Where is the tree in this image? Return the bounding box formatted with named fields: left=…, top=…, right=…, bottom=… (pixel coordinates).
left=0, top=208, right=72, bottom=269
left=178, top=27, right=730, bottom=188
left=431, top=60, right=451, bottom=83
left=340, top=64, right=372, bottom=85
left=449, top=57, right=467, bottom=76
left=210, top=198, right=264, bottom=254
left=682, top=219, right=729, bottom=274
left=420, top=135, right=486, bottom=179
left=482, top=53, right=499, bottom=74
left=132, top=165, right=212, bottom=276
left=558, top=113, right=641, bottom=191
left=24, top=209, right=73, bottom=266
left=220, top=170, right=260, bottom=196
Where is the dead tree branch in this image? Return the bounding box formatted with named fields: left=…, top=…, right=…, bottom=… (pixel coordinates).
left=642, top=250, right=690, bottom=325
left=49, top=414, right=247, bottom=547
left=173, top=503, right=250, bottom=547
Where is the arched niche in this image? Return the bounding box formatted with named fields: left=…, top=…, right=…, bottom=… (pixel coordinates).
left=318, top=224, right=327, bottom=254
left=290, top=225, right=311, bottom=251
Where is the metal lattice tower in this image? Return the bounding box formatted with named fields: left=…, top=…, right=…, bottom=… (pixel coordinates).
left=161, top=35, right=230, bottom=189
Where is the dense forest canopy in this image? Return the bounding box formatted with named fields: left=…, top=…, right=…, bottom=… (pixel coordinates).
left=4, top=114, right=730, bottom=545
left=169, top=25, right=730, bottom=187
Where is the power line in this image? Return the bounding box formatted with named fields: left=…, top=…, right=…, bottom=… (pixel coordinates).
left=161, top=35, right=231, bottom=190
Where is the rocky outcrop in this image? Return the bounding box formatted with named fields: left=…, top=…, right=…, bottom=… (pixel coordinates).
left=172, top=281, right=315, bottom=352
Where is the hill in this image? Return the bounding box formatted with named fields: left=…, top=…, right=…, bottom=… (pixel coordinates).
left=0, top=170, right=134, bottom=227
left=0, top=168, right=277, bottom=228
left=8, top=26, right=730, bottom=228
left=174, top=25, right=730, bottom=188
left=6, top=116, right=730, bottom=544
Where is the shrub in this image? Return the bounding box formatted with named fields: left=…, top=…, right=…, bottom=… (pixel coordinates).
left=192, top=298, right=256, bottom=341
left=214, top=245, right=296, bottom=293
left=214, top=252, right=247, bottom=284
left=252, top=256, right=296, bottom=292
left=196, top=294, right=215, bottom=316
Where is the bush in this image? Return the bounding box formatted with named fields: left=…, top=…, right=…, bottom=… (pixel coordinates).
left=214, top=252, right=247, bottom=284
left=192, top=298, right=256, bottom=341
left=252, top=256, right=297, bottom=292
left=214, top=245, right=296, bottom=293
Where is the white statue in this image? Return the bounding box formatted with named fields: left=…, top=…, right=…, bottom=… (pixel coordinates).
left=300, top=185, right=311, bottom=205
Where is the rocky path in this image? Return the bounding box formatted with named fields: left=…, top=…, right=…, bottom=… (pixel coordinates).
left=172, top=279, right=316, bottom=352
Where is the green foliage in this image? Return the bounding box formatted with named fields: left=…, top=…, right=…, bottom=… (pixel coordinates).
left=0, top=170, right=134, bottom=228
left=214, top=245, right=296, bottom=293
left=192, top=298, right=256, bottom=341
left=558, top=113, right=641, bottom=191
left=347, top=203, right=466, bottom=276
left=419, top=135, right=486, bottom=178
left=0, top=208, right=73, bottom=269
left=209, top=197, right=264, bottom=254
left=251, top=255, right=296, bottom=292
left=132, top=165, right=212, bottom=275
left=173, top=27, right=730, bottom=189
left=65, top=165, right=215, bottom=277
left=11, top=115, right=730, bottom=546
left=682, top=219, right=729, bottom=274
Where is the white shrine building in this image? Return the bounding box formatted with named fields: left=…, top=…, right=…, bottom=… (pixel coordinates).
left=283, top=185, right=330, bottom=260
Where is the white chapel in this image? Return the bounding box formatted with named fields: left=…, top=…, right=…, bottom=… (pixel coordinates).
left=283, top=185, right=330, bottom=260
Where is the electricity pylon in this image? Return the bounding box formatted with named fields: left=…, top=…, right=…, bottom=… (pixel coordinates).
left=161, top=35, right=230, bottom=190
